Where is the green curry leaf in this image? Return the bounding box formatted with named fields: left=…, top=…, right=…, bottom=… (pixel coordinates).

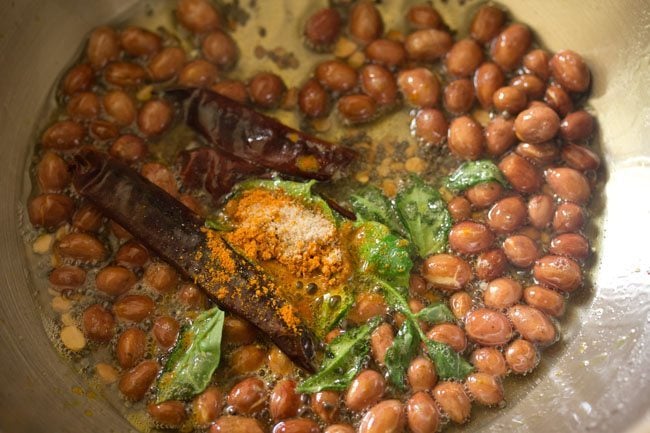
left=415, top=303, right=455, bottom=324
left=444, top=160, right=509, bottom=192
left=384, top=320, right=418, bottom=389
left=350, top=185, right=407, bottom=237
left=395, top=176, right=452, bottom=258
left=297, top=317, right=381, bottom=394
left=156, top=306, right=225, bottom=403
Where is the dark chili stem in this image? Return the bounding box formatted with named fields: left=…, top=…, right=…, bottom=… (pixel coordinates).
left=72, top=149, right=317, bottom=372
left=168, top=87, right=357, bottom=180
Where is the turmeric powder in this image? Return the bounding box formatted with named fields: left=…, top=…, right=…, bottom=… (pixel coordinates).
left=223, top=187, right=350, bottom=287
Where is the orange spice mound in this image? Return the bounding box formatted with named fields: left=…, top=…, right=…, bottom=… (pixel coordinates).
left=197, top=227, right=301, bottom=332
left=224, top=187, right=349, bottom=285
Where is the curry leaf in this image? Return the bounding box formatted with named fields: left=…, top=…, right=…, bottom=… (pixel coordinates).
left=351, top=221, right=413, bottom=288
left=384, top=321, right=418, bottom=389
left=297, top=318, right=381, bottom=394
left=415, top=304, right=455, bottom=324
left=445, top=160, right=508, bottom=192
left=314, top=290, right=354, bottom=339
left=373, top=278, right=474, bottom=381
left=350, top=185, right=407, bottom=237
left=422, top=339, right=474, bottom=380
left=156, top=306, right=225, bottom=403
left=395, top=177, right=452, bottom=257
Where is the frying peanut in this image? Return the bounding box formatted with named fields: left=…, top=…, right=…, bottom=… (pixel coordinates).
left=49, top=265, right=86, bottom=288
left=515, top=142, right=558, bottom=167
left=82, top=304, right=115, bottom=342
left=365, top=39, right=406, bottom=68
left=549, top=233, right=590, bottom=260
left=470, top=347, right=507, bottom=377
left=42, top=120, right=85, bottom=150
left=490, top=24, right=531, bottom=71
left=523, top=285, right=566, bottom=317
left=448, top=115, right=484, bottom=160
left=152, top=315, right=180, bottom=349
left=143, top=262, right=178, bottom=292
left=176, top=0, right=221, bottom=34
left=406, top=4, right=443, bottom=30
left=358, top=400, right=405, bottom=433
left=433, top=381, right=471, bottom=424
left=485, top=117, right=516, bottom=157
left=227, top=377, right=267, bottom=415
left=514, top=105, right=560, bottom=144
left=37, top=152, right=70, bottom=192
left=348, top=1, right=384, bottom=44
left=505, top=339, right=539, bottom=374
left=147, top=401, right=186, bottom=427
left=272, top=419, right=320, bottom=433
left=345, top=369, right=385, bottom=412
left=407, top=391, right=440, bottom=433
left=56, top=233, right=107, bottom=262
left=202, top=30, right=238, bottom=69
left=104, top=62, right=147, bottom=87
left=304, top=8, right=342, bottom=49
left=360, top=64, right=398, bottom=105
left=465, top=308, right=513, bottom=346
left=445, top=39, right=484, bottom=77
left=118, top=360, right=159, bottom=401
left=465, top=373, right=504, bottom=406
left=72, top=203, right=103, bottom=232
left=449, top=291, right=473, bottom=319
left=120, top=26, right=162, bottom=57
left=210, top=416, right=264, bottom=433
left=544, top=85, right=574, bottom=117
left=487, top=196, right=527, bottom=233
left=503, top=234, right=539, bottom=268
left=270, top=379, right=300, bottom=420
left=498, top=153, right=542, bottom=193
left=87, top=26, right=120, bottom=70
left=62, top=63, right=94, bottom=95
left=28, top=194, right=74, bottom=229
left=405, top=29, right=453, bottom=62
left=311, top=391, right=340, bottom=423
left=112, top=295, right=155, bottom=322
left=397, top=68, right=440, bottom=108
left=449, top=221, right=494, bottom=254
left=510, top=74, right=545, bottom=100
left=561, top=143, right=601, bottom=171
left=115, top=240, right=149, bottom=269
left=96, top=265, right=137, bottom=296
left=337, top=94, right=377, bottom=124
left=533, top=255, right=582, bottom=292
left=194, top=387, right=223, bottom=427
left=116, top=327, right=147, bottom=368
left=466, top=181, right=503, bottom=209
left=549, top=50, right=591, bottom=93
left=370, top=323, right=394, bottom=366
left=523, top=49, right=551, bottom=80
left=474, top=62, right=505, bottom=108
left=427, top=323, right=467, bottom=352
left=508, top=304, right=557, bottom=345
left=483, top=277, right=523, bottom=309
left=470, top=5, right=505, bottom=44
left=475, top=249, right=508, bottom=281
left=148, top=47, right=186, bottom=81
left=553, top=202, right=585, bottom=233
left=545, top=167, right=591, bottom=204
left=422, top=253, right=472, bottom=291
left=413, top=108, right=448, bottom=145
left=447, top=196, right=472, bottom=221
left=444, top=79, right=475, bottom=114
left=407, top=356, right=437, bottom=392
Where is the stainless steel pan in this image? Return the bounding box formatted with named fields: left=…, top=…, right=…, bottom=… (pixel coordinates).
left=0, top=0, right=648, bottom=432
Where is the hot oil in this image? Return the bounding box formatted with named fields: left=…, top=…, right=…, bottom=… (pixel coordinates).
left=21, top=0, right=605, bottom=432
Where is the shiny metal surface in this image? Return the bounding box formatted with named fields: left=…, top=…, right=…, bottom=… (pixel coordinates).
left=0, top=1, right=649, bottom=432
